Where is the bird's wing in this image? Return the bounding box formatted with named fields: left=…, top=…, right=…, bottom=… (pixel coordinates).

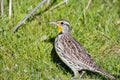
left=61, top=34, right=100, bottom=70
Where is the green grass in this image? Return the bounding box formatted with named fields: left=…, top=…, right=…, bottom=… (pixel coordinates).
left=0, top=0, right=120, bottom=80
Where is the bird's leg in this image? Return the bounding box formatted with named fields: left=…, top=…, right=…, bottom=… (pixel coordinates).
left=80, top=71, right=86, bottom=78
left=71, top=70, right=79, bottom=79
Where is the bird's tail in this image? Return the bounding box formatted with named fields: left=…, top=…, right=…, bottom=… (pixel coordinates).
left=95, top=68, right=115, bottom=80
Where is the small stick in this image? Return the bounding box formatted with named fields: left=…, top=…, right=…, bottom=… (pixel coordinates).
left=13, top=0, right=47, bottom=33
left=1, top=0, right=4, bottom=17
left=85, top=0, right=92, bottom=10
left=82, top=0, right=92, bottom=24
left=81, top=0, right=92, bottom=14
left=49, top=0, right=68, bottom=11
left=47, top=0, right=50, bottom=5
left=9, top=0, right=12, bottom=19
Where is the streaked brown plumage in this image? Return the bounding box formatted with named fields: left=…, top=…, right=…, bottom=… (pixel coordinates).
left=49, top=19, right=115, bottom=79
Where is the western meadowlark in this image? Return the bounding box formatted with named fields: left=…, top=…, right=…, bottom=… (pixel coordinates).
left=49, top=19, right=115, bottom=79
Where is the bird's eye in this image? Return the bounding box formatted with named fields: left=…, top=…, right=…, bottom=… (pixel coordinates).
left=61, top=22, right=64, bottom=25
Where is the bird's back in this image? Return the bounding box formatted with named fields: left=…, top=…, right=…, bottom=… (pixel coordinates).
left=55, top=33, right=100, bottom=71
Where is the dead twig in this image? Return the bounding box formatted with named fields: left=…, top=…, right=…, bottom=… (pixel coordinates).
left=82, top=0, right=92, bottom=24
left=81, top=0, right=92, bottom=14
left=0, top=0, right=4, bottom=17
left=12, top=0, right=47, bottom=33
left=9, top=0, right=12, bottom=19
left=47, top=0, right=50, bottom=5
left=49, top=0, right=68, bottom=11
left=85, top=0, right=92, bottom=10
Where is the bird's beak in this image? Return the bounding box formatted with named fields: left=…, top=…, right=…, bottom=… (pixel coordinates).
left=49, top=21, right=62, bottom=33
left=49, top=21, right=57, bottom=25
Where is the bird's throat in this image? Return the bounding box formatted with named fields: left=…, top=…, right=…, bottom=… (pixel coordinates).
left=58, top=26, right=62, bottom=33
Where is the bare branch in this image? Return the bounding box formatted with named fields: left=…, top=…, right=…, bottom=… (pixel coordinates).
left=47, top=0, right=50, bottom=5
left=82, top=0, right=92, bottom=24
left=85, top=0, right=92, bottom=10
left=49, top=0, right=68, bottom=11
left=9, top=0, right=12, bottom=19
left=0, top=0, right=4, bottom=17
left=13, top=0, right=47, bottom=33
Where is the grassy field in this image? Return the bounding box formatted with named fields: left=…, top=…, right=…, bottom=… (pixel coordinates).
left=0, top=0, right=120, bottom=80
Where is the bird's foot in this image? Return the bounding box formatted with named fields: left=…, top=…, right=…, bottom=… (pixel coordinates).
left=80, top=71, right=86, bottom=78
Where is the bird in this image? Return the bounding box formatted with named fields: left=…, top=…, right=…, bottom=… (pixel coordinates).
left=49, top=19, right=115, bottom=79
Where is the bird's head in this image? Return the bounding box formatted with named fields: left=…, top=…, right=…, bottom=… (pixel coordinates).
left=49, top=19, right=71, bottom=33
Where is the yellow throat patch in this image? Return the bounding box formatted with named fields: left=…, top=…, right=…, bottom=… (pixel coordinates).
left=58, top=26, right=62, bottom=33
